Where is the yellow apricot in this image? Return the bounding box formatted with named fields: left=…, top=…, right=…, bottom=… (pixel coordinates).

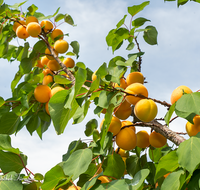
left=126, top=72, right=144, bottom=86
left=170, top=85, right=192, bottom=105
left=113, top=78, right=127, bottom=89
left=100, top=116, right=121, bottom=136
left=26, top=16, right=38, bottom=24
left=134, top=99, right=157, bottom=122
left=45, top=47, right=58, bottom=60
left=42, top=75, right=53, bottom=85
left=54, top=39, right=69, bottom=54
left=13, top=20, right=26, bottom=32
left=51, top=86, right=65, bottom=97
left=45, top=102, right=50, bottom=115
left=34, top=85, right=51, bottom=103
left=67, top=186, right=81, bottom=190
left=63, top=57, right=75, bottom=68
left=98, top=176, right=110, bottom=183
left=36, top=60, right=44, bottom=69
left=40, top=20, right=53, bottom=33
left=149, top=131, right=167, bottom=148
left=136, top=130, right=150, bottom=148
left=51, top=28, right=64, bottom=41
left=115, top=148, right=129, bottom=157
left=121, top=120, right=135, bottom=132
left=26, top=22, right=41, bottom=37
left=92, top=70, right=97, bottom=81
left=125, top=83, right=148, bottom=105
left=42, top=68, right=54, bottom=76
left=116, top=127, right=137, bottom=150
left=41, top=56, right=49, bottom=66
left=16, top=25, right=29, bottom=39
left=186, top=115, right=200, bottom=137
left=47, top=59, right=61, bottom=71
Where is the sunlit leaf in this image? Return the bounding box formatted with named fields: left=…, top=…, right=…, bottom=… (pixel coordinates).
left=54, top=75, right=71, bottom=84
left=164, top=103, right=175, bottom=125
left=128, top=1, right=150, bottom=16
left=116, top=15, right=127, bottom=29
left=55, top=13, right=65, bottom=22
left=27, top=4, right=38, bottom=15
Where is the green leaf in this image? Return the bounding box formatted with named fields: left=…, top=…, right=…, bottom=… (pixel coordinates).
left=187, top=169, right=200, bottom=190
left=161, top=170, right=185, bottom=190
left=132, top=17, right=150, bottom=28
left=116, top=15, right=127, bottom=29
left=126, top=155, right=140, bottom=177
left=128, top=1, right=150, bottom=16
left=0, top=134, right=20, bottom=154
left=70, top=41, right=79, bottom=58
left=63, top=148, right=93, bottom=181
left=55, top=13, right=65, bottom=22
left=103, top=152, right=125, bottom=179
left=26, top=114, right=41, bottom=135
left=53, top=7, right=60, bottom=17
left=178, top=0, right=189, bottom=6
left=0, top=112, right=20, bottom=135
left=126, top=42, right=135, bottom=50
left=9, top=1, right=28, bottom=9
left=75, top=67, right=87, bottom=95
left=34, top=173, right=44, bottom=181
left=149, top=146, right=163, bottom=163
left=0, top=96, right=5, bottom=107
left=143, top=25, right=158, bottom=45
left=175, top=92, right=200, bottom=123
left=41, top=165, right=67, bottom=190
left=64, top=14, right=75, bottom=26
left=11, top=70, right=23, bottom=92
left=20, top=57, right=33, bottom=74
left=0, top=151, right=27, bottom=173
left=85, top=119, right=98, bottom=137
left=176, top=134, right=200, bottom=174
left=27, top=4, right=38, bottom=15
left=155, top=151, right=179, bottom=181
left=164, top=103, right=175, bottom=126
left=129, top=169, right=150, bottom=190
left=54, top=75, right=71, bottom=84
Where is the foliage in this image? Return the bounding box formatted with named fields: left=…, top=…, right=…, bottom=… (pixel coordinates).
left=0, top=0, right=200, bottom=189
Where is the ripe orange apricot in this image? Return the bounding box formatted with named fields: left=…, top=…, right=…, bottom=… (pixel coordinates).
left=100, top=116, right=121, bottom=136
left=92, top=70, right=97, bottom=81
left=36, top=60, right=44, bottom=69
left=116, top=127, right=137, bottom=150
left=45, top=47, right=58, bottom=60
left=126, top=72, right=144, bottom=86
left=51, top=28, right=64, bottom=41
left=63, top=57, right=75, bottom=68
left=136, top=130, right=150, bottom=148
left=40, top=20, right=53, bottom=32
left=26, top=16, right=38, bottom=24
left=26, top=22, right=41, bottom=37
left=51, top=86, right=65, bottom=97
left=67, top=186, right=81, bottom=190
left=113, top=78, right=127, bottom=89
left=41, top=56, right=49, bottom=66
left=149, top=131, right=167, bottom=148
left=170, top=85, right=192, bottom=105
left=125, top=83, right=148, bottom=105
left=45, top=102, right=50, bottom=115
left=42, top=75, right=53, bottom=85
left=121, top=120, right=135, bottom=132
left=13, top=20, right=26, bottom=32
left=43, top=68, right=54, bottom=76
left=186, top=115, right=200, bottom=137
left=98, top=176, right=111, bottom=183
left=34, top=85, right=51, bottom=103
left=115, top=148, right=129, bottom=157
left=16, top=25, right=29, bottom=39
left=47, top=59, right=61, bottom=71
left=134, top=99, right=158, bottom=122
left=54, top=39, right=69, bottom=53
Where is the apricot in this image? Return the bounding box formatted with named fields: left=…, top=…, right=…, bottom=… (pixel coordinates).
left=43, top=68, right=54, bottom=76
left=16, top=25, right=29, bottom=39
left=92, top=70, right=97, bottom=81
left=115, top=148, right=129, bottom=157
left=113, top=78, right=127, bottom=89
left=126, top=72, right=144, bottom=86
left=121, top=120, right=135, bottom=132
left=136, top=130, right=150, bottom=148
left=51, top=28, right=64, bottom=41
left=51, top=86, right=65, bottom=97
left=100, top=116, right=121, bottom=136
left=45, top=102, right=50, bottom=115
left=13, top=20, right=26, bottom=32
left=26, top=16, right=38, bottom=24
left=63, top=57, right=75, bottom=68
left=67, top=186, right=81, bottom=190
left=134, top=99, right=157, bottom=122
left=116, top=127, right=137, bottom=150
left=40, top=20, right=53, bottom=33
left=47, top=59, right=61, bottom=71
left=149, top=131, right=167, bottom=148
left=54, top=39, right=69, bottom=54
left=170, top=85, right=192, bottom=105
left=26, top=22, right=41, bottom=37
left=36, top=60, right=44, bottom=69
left=42, top=75, right=53, bottom=85
left=98, top=176, right=110, bottom=183
left=41, top=56, right=49, bottom=66
left=45, top=47, right=58, bottom=60
left=125, top=83, right=148, bottom=105
left=34, top=85, right=51, bottom=103
left=186, top=115, right=200, bottom=137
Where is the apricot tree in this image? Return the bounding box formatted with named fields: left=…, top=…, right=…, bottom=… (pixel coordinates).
left=0, top=0, right=200, bottom=190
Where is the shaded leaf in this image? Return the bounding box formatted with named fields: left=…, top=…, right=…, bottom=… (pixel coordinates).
left=85, top=119, right=98, bottom=137
left=132, top=17, right=150, bottom=27
left=164, top=103, right=175, bottom=126
left=64, top=14, right=75, bottom=26
left=143, top=25, right=158, bottom=45
left=70, top=41, right=79, bottom=58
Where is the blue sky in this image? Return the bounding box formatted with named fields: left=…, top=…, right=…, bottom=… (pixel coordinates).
left=2, top=0, right=200, bottom=175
